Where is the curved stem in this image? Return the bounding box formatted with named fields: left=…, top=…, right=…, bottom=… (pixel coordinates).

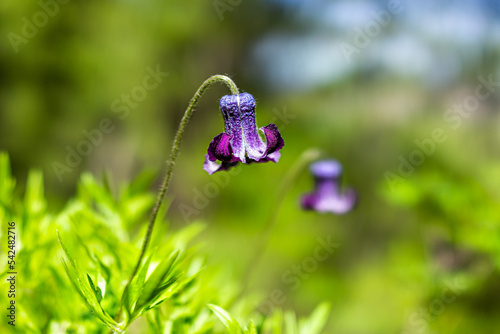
left=240, top=148, right=321, bottom=296
left=117, top=75, right=239, bottom=322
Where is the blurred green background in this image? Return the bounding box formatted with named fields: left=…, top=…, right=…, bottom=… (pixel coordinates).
left=2, top=0, right=500, bottom=332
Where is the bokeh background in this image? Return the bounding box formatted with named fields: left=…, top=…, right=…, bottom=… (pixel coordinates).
left=2, top=0, right=500, bottom=332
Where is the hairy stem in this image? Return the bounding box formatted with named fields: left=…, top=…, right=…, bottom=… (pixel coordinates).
left=117, top=75, right=239, bottom=322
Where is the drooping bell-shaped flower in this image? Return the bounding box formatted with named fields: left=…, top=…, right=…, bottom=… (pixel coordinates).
left=301, top=160, right=356, bottom=214
left=204, top=93, right=284, bottom=174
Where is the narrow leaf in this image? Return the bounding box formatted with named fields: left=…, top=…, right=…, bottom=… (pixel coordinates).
left=146, top=273, right=183, bottom=309
left=244, top=320, right=258, bottom=334
left=284, top=311, right=298, bottom=334
left=299, top=302, right=331, bottom=334
left=208, top=304, right=243, bottom=334
left=87, top=274, right=103, bottom=303
left=134, top=250, right=179, bottom=314
left=58, top=231, right=120, bottom=332
left=123, top=251, right=154, bottom=317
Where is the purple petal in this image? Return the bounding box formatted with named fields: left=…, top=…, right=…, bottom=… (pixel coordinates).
left=220, top=95, right=245, bottom=162
left=261, top=124, right=284, bottom=156
left=310, top=160, right=343, bottom=179
left=203, top=155, right=223, bottom=175
left=301, top=176, right=356, bottom=214
left=206, top=92, right=285, bottom=173
left=203, top=154, right=239, bottom=175
left=301, top=187, right=356, bottom=214
left=264, top=150, right=281, bottom=163
left=318, top=187, right=356, bottom=214
left=301, top=193, right=319, bottom=210
left=248, top=125, right=284, bottom=163
left=239, top=93, right=267, bottom=161
left=207, top=133, right=233, bottom=162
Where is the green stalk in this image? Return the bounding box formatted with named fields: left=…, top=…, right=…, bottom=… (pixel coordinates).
left=116, top=75, right=239, bottom=324
left=240, top=148, right=321, bottom=296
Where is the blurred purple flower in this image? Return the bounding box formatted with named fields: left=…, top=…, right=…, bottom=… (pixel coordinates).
left=301, top=160, right=356, bottom=214
left=204, top=93, right=284, bottom=174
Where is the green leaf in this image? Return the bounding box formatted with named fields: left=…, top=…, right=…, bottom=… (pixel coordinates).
left=263, top=309, right=282, bottom=334
left=284, top=311, right=298, bottom=334
left=70, top=221, right=98, bottom=264
left=0, top=152, right=16, bottom=208
left=24, top=170, right=47, bottom=218
left=146, top=273, right=183, bottom=309
left=80, top=172, right=116, bottom=211
left=57, top=231, right=120, bottom=332
left=298, top=302, right=330, bottom=334
left=134, top=250, right=179, bottom=315
left=145, top=307, right=162, bottom=334
left=94, top=254, right=112, bottom=284
left=208, top=304, right=243, bottom=334
left=61, top=258, right=87, bottom=301
left=123, top=251, right=154, bottom=318
left=123, top=194, right=155, bottom=223
left=87, top=274, right=103, bottom=304
left=57, top=230, right=79, bottom=272
left=244, top=320, right=258, bottom=334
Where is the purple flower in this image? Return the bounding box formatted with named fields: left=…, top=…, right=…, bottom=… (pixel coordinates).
left=301, top=160, right=356, bottom=214
left=203, top=93, right=284, bottom=174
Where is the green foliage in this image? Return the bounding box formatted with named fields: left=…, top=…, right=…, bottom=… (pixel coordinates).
left=0, top=152, right=330, bottom=333
left=58, top=231, right=120, bottom=332
left=208, top=303, right=331, bottom=334
left=208, top=304, right=243, bottom=334
left=382, top=163, right=500, bottom=262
